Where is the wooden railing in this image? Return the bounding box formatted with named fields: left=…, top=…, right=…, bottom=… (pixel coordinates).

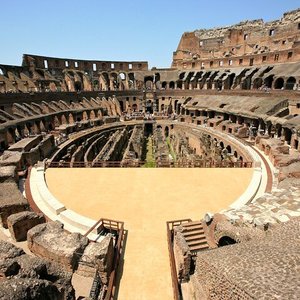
left=47, top=160, right=253, bottom=169
left=85, top=218, right=125, bottom=300
left=166, top=219, right=192, bottom=300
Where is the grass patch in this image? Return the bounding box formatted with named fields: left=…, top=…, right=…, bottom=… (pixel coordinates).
left=166, top=137, right=176, bottom=161
left=142, top=137, right=156, bottom=168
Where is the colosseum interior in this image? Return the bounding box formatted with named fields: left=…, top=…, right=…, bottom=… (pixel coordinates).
left=0, top=8, right=300, bottom=300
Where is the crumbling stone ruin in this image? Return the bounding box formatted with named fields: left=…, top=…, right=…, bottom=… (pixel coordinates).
left=0, top=240, right=75, bottom=300
left=173, top=9, right=300, bottom=70
left=0, top=7, right=300, bottom=300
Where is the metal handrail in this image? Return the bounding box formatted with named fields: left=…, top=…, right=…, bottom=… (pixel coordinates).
left=47, top=160, right=253, bottom=169
left=84, top=218, right=125, bottom=300
left=166, top=219, right=192, bottom=300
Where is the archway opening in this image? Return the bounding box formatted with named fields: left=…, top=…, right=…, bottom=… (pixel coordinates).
left=146, top=100, right=153, bottom=113
left=218, top=236, right=237, bottom=247
left=74, top=81, right=82, bottom=92
left=285, top=77, right=296, bottom=90
left=264, top=75, right=274, bottom=88
left=274, top=78, right=284, bottom=90
left=165, top=126, right=169, bottom=137
left=253, top=78, right=263, bottom=89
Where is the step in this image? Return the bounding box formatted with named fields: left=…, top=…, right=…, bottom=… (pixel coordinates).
left=185, top=233, right=206, bottom=242
left=189, top=244, right=209, bottom=252
left=182, top=224, right=204, bottom=231
left=182, top=221, right=203, bottom=228
left=187, top=239, right=208, bottom=247
left=183, top=229, right=204, bottom=236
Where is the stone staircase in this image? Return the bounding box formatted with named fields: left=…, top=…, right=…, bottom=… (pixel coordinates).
left=181, top=221, right=209, bottom=254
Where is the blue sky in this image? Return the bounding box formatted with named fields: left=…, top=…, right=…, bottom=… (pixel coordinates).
left=2, top=1, right=299, bottom=68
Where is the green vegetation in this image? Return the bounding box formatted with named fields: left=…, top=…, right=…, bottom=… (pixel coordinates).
left=166, top=137, right=176, bottom=162
left=142, top=136, right=156, bottom=168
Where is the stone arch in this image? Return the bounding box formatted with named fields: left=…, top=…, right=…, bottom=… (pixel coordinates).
left=64, top=74, right=75, bottom=92
left=93, top=79, right=99, bottom=90
left=276, top=124, right=282, bottom=138
left=218, top=236, right=237, bottom=247
left=90, top=110, right=96, bottom=120
left=53, top=116, right=60, bottom=127
left=39, top=120, right=46, bottom=132
left=264, top=75, right=274, bottom=88
left=74, top=81, right=82, bottom=92
left=48, top=123, right=54, bottom=132
left=82, top=111, right=88, bottom=121
left=7, top=128, right=15, bottom=144
left=253, top=78, right=263, bottom=89
left=274, top=77, right=284, bottom=90
left=99, top=73, right=109, bottom=91
left=33, top=122, right=40, bottom=134
left=285, top=77, right=296, bottom=90
left=226, top=145, right=232, bottom=154
left=26, top=122, right=34, bottom=135
left=242, top=76, right=252, bottom=90
left=169, top=81, right=175, bottom=89
left=16, top=125, right=23, bottom=139
left=110, top=72, right=119, bottom=90
left=174, top=100, right=179, bottom=114
left=61, top=114, right=68, bottom=125
left=132, top=103, right=138, bottom=112
left=119, top=72, right=126, bottom=80
left=144, top=76, right=154, bottom=90
left=118, top=72, right=128, bottom=90
left=284, top=127, right=292, bottom=145
left=176, top=80, right=183, bottom=89
left=128, top=73, right=135, bottom=89
left=224, top=73, right=235, bottom=90
left=68, top=113, right=75, bottom=124
left=165, top=126, right=169, bottom=137
left=119, top=100, right=124, bottom=112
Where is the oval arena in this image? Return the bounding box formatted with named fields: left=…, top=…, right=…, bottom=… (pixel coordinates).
left=1, top=8, right=300, bottom=300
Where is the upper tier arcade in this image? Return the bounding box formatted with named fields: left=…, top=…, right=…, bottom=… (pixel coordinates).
left=172, top=9, right=300, bottom=69
left=22, top=54, right=149, bottom=72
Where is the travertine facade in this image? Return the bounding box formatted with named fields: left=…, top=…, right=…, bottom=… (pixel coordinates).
left=173, top=9, right=300, bottom=69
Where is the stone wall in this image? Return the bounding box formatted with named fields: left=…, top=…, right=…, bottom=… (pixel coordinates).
left=173, top=9, right=300, bottom=69
left=173, top=227, right=192, bottom=282
left=190, top=217, right=300, bottom=299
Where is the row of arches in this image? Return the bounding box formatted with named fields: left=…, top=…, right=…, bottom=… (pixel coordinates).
left=180, top=106, right=298, bottom=150
left=4, top=109, right=106, bottom=147
left=253, top=76, right=297, bottom=90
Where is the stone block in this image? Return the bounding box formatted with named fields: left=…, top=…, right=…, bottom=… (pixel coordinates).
left=0, top=182, right=29, bottom=228
left=7, top=211, right=46, bottom=242
left=0, top=165, right=17, bottom=183
left=77, top=234, right=114, bottom=284
left=27, top=221, right=89, bottom=272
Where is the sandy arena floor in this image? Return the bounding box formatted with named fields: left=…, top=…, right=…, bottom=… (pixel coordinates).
left=46, top=168, right=253, bottom=300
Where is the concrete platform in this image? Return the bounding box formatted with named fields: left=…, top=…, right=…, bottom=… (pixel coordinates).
left=46, top=168, right=253, bottom=300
